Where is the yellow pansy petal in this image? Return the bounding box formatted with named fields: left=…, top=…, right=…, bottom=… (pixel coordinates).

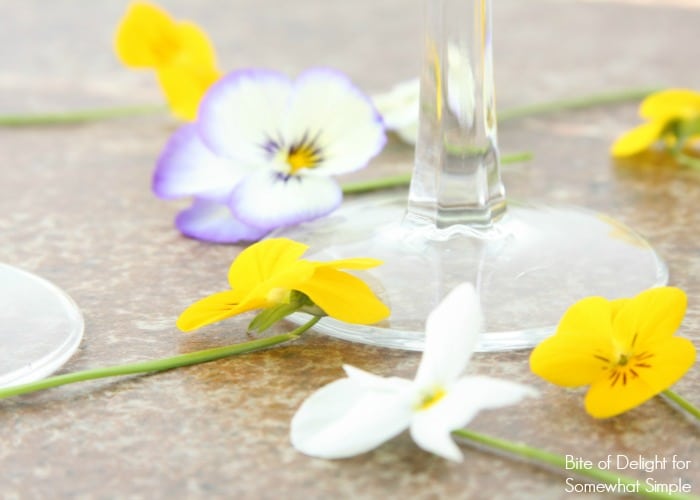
left=612, top=287, right=687, bottom=350
left=555, top=296, right=615, bottom=341
left=177, top=290, right=258, bottom=332
left=529, top=334, right=609, bottom=387
left=530, top=297, right=616, bottom=386
left=296, top=267, right=390, bottom=324
left=115, top=2, right=179, bottom=68
left=584, top=336, right=696, bottom=418
left=318, top=257, right=384, bottom=270
left=640, top=89, right=700, bottom=121
left=609, top=298, right=628, bottom=321
left=157, top=64, right=220, bottom=120
left=228, top=238, right=311, bottom=290
left=172, top=21, right=219, bottom=72
left=610, top=121, right=665, bottom=157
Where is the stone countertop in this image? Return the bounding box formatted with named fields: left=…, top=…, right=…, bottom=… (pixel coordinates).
left=0, top=0, right=698, bottom=498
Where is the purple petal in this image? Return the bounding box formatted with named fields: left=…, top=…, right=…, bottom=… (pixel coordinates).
left=175, top=198, right=269, bottom=244
left=198, top=69, right=293, bottom=162
left=153, top=125, right=245, bottom=202
left=229, top=171, right=342, bottom=231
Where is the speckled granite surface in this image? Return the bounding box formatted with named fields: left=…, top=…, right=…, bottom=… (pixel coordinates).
left=0, top=0, right=698, bottom=498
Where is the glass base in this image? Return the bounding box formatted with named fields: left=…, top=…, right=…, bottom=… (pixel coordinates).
left=0, top=264, right=84, bottom=387
left=274, top=194, right=668, bottom=351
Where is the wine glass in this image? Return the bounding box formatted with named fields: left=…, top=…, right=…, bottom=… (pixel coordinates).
left=0, top=264, right=84, bottom=387
left=275, top=0, right=667, bottom=351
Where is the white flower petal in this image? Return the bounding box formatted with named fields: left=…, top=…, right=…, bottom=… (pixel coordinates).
left=433, top=376, right=537, bottom=431
left=410, top=412, right=464, bottom=462
left=153, top=125, right=245, bottom=202
left=409, top=376, right=535, bottom=462
left=344, top=364, right=414, bottom=393
left=372, top=78, right=420, bottom=144
left=229, top=171, right=342, bottom=231
left=414, top=283, right=483, bottom=387
left=198, top=69, right=293, bottom=163
left=286, top=68, right=386, bottom=176
left=291, top=377, right=413, bottom=459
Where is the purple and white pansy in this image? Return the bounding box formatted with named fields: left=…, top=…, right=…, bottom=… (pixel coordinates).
left=153, top=68, right=386, bottom=243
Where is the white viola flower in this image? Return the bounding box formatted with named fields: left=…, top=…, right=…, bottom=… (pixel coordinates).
left=153, top=68, right=386, bottom=243
left=372, top=78, right=420, bottom=145
left=290, top=283, right=536, bottom=461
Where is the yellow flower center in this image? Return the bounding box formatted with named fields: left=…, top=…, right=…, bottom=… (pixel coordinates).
left=416, top=387, right=447, bottom=411
left=265, top=132, right=324, bottom=175
left=598, top=350, right=654, bottom=388
left=286, top=140, right=323, bottom=174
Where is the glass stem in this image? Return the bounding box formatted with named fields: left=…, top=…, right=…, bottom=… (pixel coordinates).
left=407, top=0, right=505, bottom=230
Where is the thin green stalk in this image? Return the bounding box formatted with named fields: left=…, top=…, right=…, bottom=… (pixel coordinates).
left=0, top=104, right=166, bottom=126
left=341, top=151, right=533, bottom=194
left=0, top=86, right=658, bottom=127
left=454, top=428, right=698, bottom=500
left=0, top=316, right=320, bottom=400
left=498, top=87, right=659, bottom=123
left=662, top=389, right=700, bottom=421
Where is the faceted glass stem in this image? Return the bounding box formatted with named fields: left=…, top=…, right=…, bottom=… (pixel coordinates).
left=406, top=0, right=506, bottom=231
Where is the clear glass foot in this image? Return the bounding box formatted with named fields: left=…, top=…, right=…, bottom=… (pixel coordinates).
left=275, top=0, right=667, bottom=351
left=275, top=194, right=667, bottom=351
left=0, top=264, right=84, bottom=387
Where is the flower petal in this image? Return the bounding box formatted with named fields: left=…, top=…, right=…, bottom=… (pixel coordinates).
left=612, top=287, right=687, bottom=350
left=229, top=171, right=342, bottom=231
left=114, top=2, right=178, bottom=68
left=372, top=78, right=420, bottom=140
left=530, top=297, right=616, bottom=387
left=176, top=289, right=253, bottom=332
left=414, top=283, right=482, bottom=387
left=640, top=89, right=700, bottom=120
left=295, top=267, right=390, bottom=324
left=157, top=62, right=221, bottom=121
left=410, top=376, right=536, bottom=461
left=286, top=68, right=386, bottom=176
left=175, top=198, right=269, bottom=244
left=227, top=238, right=312, bottom=290
left=343, top=364, right=414, bottom=392
left=290, top=377, right=413, bottom=459
left=584, top=336, right=696, bottom=418
left=153, top=125, right=245, bottom=202
left=317, top=257, right=384, bottom=270
left=610, top=121, right=666, bottom=157
left=198, top=69, right=293, bottom=162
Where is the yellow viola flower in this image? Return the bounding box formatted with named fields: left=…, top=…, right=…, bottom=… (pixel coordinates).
left=177, top=238, right=390, bottom=332
left=611, top=89, right=700, bottom=158
left=530, top=287, right=696, bottom=419
left=114, top=1, right=222, bottom=120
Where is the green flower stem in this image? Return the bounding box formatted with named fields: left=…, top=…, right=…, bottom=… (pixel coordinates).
left=498, top=86, right=659, bottom=123
left=0, top=104, right=166, bottom=126
left=454, top=428, right=698, bottom=500
left=0, top=316, right=320, bottom=400
left=0, top=87, right=657, bottom=127
left=662, top=389, right=700, bottom=421
left=341, top=151, right=533, bottom=195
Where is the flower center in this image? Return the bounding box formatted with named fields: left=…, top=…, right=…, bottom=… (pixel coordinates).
left=263, top=132, right=324, bottom=175
left=416, top=387, right=447, bottom=411
left=286, top=138, right=323, bottom=174
left=602, top=351, right=654, bottom=388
